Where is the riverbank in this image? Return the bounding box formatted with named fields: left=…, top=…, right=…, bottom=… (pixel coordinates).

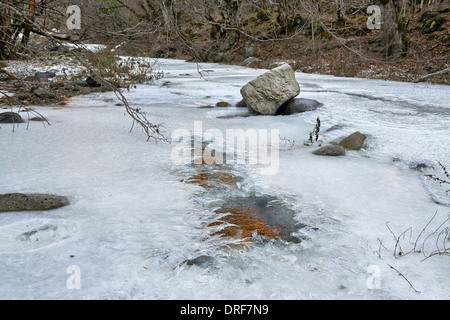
left=1, top=10, right=449, bottom=111
left=143, top=6, right=449, bottom=85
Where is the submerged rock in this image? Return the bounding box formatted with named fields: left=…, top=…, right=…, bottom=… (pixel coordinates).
left=216, top=101, right=231, bottom=107
left=276, top=98, right=323, bottom=115
left=30, top=116, right=47, bottom=122
left=184, top=165, right=304, bottom=244
left=184, top=255, right=216, bottom=268
left=313, top=145, right=346, bottom=156
left=241, top=64, right=301, bottom=115
left=0, top=193, right=70, bottom=212
left=0, top=112, right=25, bottom=124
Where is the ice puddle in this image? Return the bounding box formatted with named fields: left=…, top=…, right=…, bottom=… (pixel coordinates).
left=0, top=58, right=449, bottom=299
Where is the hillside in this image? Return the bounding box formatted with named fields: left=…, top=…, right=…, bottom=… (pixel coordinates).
left=145, top=5, right=449, bottom=84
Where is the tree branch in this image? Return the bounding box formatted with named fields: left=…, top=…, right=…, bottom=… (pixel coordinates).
left=414, top=67, right=450, bottom=83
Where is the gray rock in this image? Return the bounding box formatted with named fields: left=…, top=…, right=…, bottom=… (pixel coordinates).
left=50, top=81, right=64, bottom=89
left=49, top=45, right=63, bottom=52
left=243, top=57, right=261, bottom=66
left=236, top=99, right=247, bottom=108
left=34, top=88, right=55, bottom=99
left=268, top=61, right=292, bottom=69
left=421, top=13, right=446, bottom=34
left=35, top=71, right=56, bottom=79
left=23, top=75, right=40, bottom=82
left=81, top=87, right=91, bottom=95
left=0, top=193, right=70, bottom=212
left=0, top=112, right=25, bottom=123
left=244, top=42, right=256, bottom=58
left=339, top=131, right=367, bottom=150
left=86, top=76, right=102, bottom=88
left=16, top=93, right=30, bottom=101
left=74, top=80, right=89, bottom=87
left=313, top=145, right=346, bottom=156
left=241, top=64, right=301, bottom=115
left=30, top=116, right=47, bottom=122
left=276, top=98, right=323, bottom=115
left=219, top=42, right=231, bottom=52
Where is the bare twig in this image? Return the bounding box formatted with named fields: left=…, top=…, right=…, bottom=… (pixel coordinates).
left=0, top=90, right=51, bottom=131
left=387, top=264, right=421, bottom=294
left=421, top=216, right=450, bottom=260
left=385, top=211, right=450, bottom=261
left=386, top=221, right=411, bottom=257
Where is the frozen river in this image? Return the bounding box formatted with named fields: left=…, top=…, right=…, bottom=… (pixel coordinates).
left=0, top=58, right=449, bottom=299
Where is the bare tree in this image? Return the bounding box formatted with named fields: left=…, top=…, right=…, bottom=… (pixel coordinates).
left=375, top=0, right=406, bottom=60
left=0, top=0, right=13, bottom=58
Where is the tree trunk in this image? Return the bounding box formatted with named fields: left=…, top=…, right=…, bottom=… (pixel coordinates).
left=376, top=0, right=404, bottom=60
left=0, top=1, right=13, bottom=59
left=21, top=0, right=36, bottom=45
left=160, top=0, right=174, bottom=34
left=336, top=0, right=345, bottom=25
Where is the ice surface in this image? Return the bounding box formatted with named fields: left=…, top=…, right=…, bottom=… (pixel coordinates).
left=0, top=58, right=449, bottom=299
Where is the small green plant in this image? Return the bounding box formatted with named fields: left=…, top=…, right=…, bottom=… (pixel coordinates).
left=305, top=117, right=321, bottom=146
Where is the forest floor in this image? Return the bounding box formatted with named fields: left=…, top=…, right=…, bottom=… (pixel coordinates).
left=150, top=6, right=449, bottom=85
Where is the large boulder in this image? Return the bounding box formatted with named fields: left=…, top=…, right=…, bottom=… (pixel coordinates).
left=0, top=193, right=70, bottom=212
left=421, top=12, right=446, bottom=34
left=241, top=64, right=301, bottom=115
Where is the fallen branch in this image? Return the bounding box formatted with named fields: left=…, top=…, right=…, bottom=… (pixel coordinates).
left=414, top=67, right=450, bottom=83
left=0, top=90, right=51, bottom=131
